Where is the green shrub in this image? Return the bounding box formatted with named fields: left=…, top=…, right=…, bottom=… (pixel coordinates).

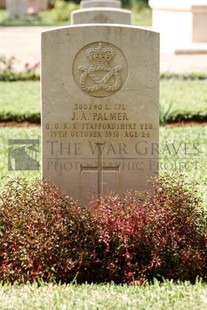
left=123, top=0, right=149, bottom=10
left=0, top=112, right=40, bottom=123
left=130, top=0, right=149, bottom=11
left=53, top=0, right=79, bottom=22
left=160, top=72, right=207, bottom=81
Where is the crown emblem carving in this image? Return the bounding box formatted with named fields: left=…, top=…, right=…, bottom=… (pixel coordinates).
left=86, top=42, right=115, bottom=65
left=76, top=41, right=125, bottom=96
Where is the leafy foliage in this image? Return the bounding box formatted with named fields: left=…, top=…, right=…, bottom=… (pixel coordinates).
left=0, top=176, right=206, bottom=284
left=0, top=112, right=40, bottom=123
left=160, top=72, right=207, bottom=81
left=89, top=176, right=207, bottom=283
left=141, top=177, right=207, bottom=282
left=0, top=178, right=98, bottom=284
left=53, top=0, right=79, bottom=22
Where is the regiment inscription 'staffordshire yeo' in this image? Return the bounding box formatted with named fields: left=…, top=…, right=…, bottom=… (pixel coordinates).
left=41, top=25, right=159, bottom=206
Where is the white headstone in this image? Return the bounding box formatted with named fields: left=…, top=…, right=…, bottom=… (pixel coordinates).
left=80, top=0, right=121, bottom=9
left=72, top=0, right=131, bottom=25
left=6, top=0, right=28, bottom=17
left=71, top=8, right=131, bottom=24
left=41, top=25, right=159, bottom=206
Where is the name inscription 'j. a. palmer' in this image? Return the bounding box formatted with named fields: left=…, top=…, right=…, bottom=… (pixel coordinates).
left=71, top=111, right=129, bottom=121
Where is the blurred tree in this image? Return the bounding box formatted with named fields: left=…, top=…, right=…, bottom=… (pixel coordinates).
left=62, top=0, right=149, bottom=7
left=63, top=0, right=79, bottom=3
left=127, top=0, right=149, bottom=10
left=65, top=0, right=79, bottom=3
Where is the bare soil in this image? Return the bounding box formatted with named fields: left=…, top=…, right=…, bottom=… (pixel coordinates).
left=0, top=121, right=207, bottom=128
left=0, top=121, right=40, bottom=127
left=166, top=121, right=207, bottom=128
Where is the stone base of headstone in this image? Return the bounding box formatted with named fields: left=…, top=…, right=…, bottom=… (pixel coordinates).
left=149, top=0, right=207, bottom=54
left=174, top=44, right=207, bottom=55
left=80, top=0, right=121, bottom=9
left=71, top=8, right=131, bottom=25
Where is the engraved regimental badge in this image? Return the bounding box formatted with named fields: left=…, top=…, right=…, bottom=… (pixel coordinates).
left=73, top=42, right=128, bottom=98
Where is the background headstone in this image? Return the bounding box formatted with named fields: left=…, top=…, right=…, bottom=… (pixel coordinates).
left=6, top=0, right=28, bottom=17
left=71, top=8, right=131, bottom=24
left=80, top=0, right=121, bottom=9
left=41, top=25, right=159, bottom=206
left=72, top=0, right=131, bottom=24
left=6, top=0, right=48, bottom=17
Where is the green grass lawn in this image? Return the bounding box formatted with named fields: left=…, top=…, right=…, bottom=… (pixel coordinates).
left=0, top=127, right=40, bottom=184
left=1, top=80, right=207, bottom=123
left=160, top=80, right=207, bottom=123
left=0, top=280, right=206, bottom=309
left=0, top=81, right=40, bottom=121
left=160, top=126, right=207, bottom=207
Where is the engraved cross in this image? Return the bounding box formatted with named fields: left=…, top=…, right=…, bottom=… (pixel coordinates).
left=80, top=143, right=120, bottom=195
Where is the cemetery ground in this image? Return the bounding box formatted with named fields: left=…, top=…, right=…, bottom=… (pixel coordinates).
left=0, top=6, right=207, bottom=305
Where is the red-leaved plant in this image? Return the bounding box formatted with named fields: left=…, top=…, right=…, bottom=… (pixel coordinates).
left=88, top=192, right=150, bottom=283
left=0, top=178, right=98, bottom=284
left=142, top=176, right=207, bottom=282
left=0, top=175, right=206, bottom=284
left=89, top=175, right=207, bottom=283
